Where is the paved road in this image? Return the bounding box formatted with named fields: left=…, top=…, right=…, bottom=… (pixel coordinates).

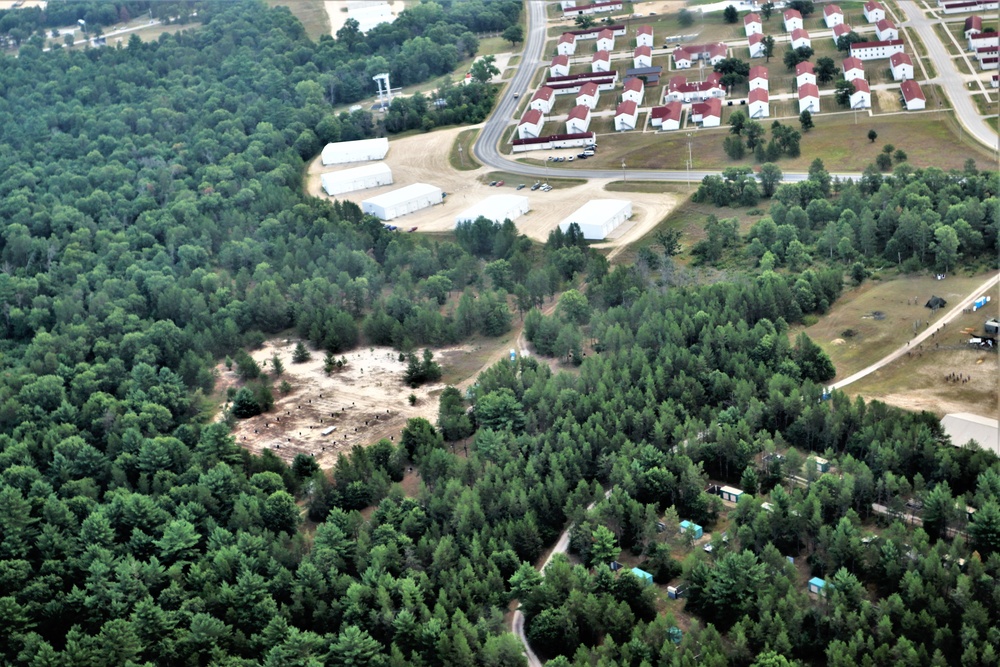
left=830, top=271, right=1000, bottom=390
left=895, top=0, right=999, bottom=154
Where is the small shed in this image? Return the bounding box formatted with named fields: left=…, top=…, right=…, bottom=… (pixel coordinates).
left=680, top=520, right=703, bottom=539
left=609, top=560, right=623, bottom=571
left=321, top=426, right=336, bottom=436
left=720, top=486, right=744, bottom=503
left=667, top=585, right=687, bottom=599
left=815, top=457, right=830, bottom=473
left=985, top=318, right=999, bottom=335
left=808, top=577, right=826, bottom=595
left=631, top=567, right=654, bottom=586
left=925, top=295, right=947, bottom=309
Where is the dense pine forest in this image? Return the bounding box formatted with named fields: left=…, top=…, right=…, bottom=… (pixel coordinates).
left=0, top=1, right=998, bottom=666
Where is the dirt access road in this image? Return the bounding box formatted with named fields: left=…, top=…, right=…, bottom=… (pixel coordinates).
left=307, top=126, right=680, bottom=248
left=831, top=272, right=1000, bottom=391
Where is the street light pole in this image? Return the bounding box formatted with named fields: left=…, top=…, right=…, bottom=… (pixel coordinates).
left=686, top=133, right=693, bottom=189
left=622, top=160, right=626, bottom=182
left=458, top=145, right=463, bottom=167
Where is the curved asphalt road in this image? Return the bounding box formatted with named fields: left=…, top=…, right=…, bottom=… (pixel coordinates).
left=895, top=0, right=999, bottom=154
left=830, top=272, right=1000, bottom=390
left=474, top=1, right=997, bottom=183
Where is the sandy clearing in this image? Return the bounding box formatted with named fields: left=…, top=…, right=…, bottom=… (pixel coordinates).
left=0, top=0, right=45, bottom=8
left=220, top=340, right=474, bottom=468
left=325, top=0, right=407, bottom=37
left=307, top=126, right=678, bottom=247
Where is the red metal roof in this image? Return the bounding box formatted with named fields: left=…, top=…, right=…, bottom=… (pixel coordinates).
left=889, top=52, right=912, bottom=66
left=749, top=88, right=769, bottom=103
left=749, top=33, right=764, bottom=45
left=851, top=39, right=904, bottom=49
left=552, top=55, right=569, bottom=66
left=750, top=65, right=768, bottom=80
left=637, top=25, right=653, bottom=35
left=593, top=50, right=610, bottom=61
left=784, top=9, right=802, bottom=19
left=624, top=78, right=643, bottom=92
left=900, top=79, right=924, bottom=101
left=635, top=45, right=652, bottom=57
left=598, top=28, right=614, bottom=40
left=532, top=86, right=555, bottom=101
left=824, top=4, right=843, bottom=15
left=876, top=19, right=896, bottom=30
left=864, top=1, right=884, bottom=11
left=744, top=12, right=761, bottom=23
left=792, top=28, right=811, bottom=41
left=692, top=98, right=722, bottom=117
left=559, top=33, right=576, bottom=44
left=796, top=61, right=815, bottom=75
left=852, top=78, right=871, bottom=92
left=834, top=24, right=853, bottom=37
left=616, top=100, right=638, bottom=116
left=578, top=82, right=600, bottom=96
left=965, top=16, right=983, bottom=31
left=520, top=109, right=542, bottom=125
left=651, top=102, right=683, bottom=122
left=843, top=56, right=863, bottom=70
left=568, top=104, right=591, bottom=121
left=798, top=83, right=819, bottom=98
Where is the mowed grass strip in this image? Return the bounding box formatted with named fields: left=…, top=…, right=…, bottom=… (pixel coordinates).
left=450, top=129, right=482, bottom=171
left=576, top=111, right=996, bottom=172
left=265, top=0, right=329, bottom=41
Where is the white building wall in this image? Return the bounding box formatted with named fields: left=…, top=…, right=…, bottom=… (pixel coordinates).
left=455, top=195, right=530, bottom=225
left=321, top=163, right=393, bottom=196
left=851, top=91, right=872, bottom=108
left=749, top=101, right=769, bottom=118
left=559, top=200, right=632, bottom=239
left=362, top=184, right=443, bottom=220
left=321, top=138, right=390, bottom=166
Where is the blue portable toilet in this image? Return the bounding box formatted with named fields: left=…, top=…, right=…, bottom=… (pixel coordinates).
left=680, top=520, right=703, bottom=540
left=808, top=577, right=826, bottom=595
left=631, top=567, right=654, bottom=587
left=609, top=561, right=622, bottom=572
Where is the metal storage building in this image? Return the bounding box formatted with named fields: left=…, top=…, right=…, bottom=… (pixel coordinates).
left=321, top=137, right=390, bottom=166
left=720, top=486, right=744, bottom=503
left=941, top=413, right=999, bottom=455
left=630, top=567, right=654, bottom=586
left=361, top=183, right=443, bottom=220
left=808, top=577, right=827, bottom=595
left=455, top=194, right=530, bottom=226
left=679, top=520, right=703, bottom=540
left=558, top=199, right=632, bottom=240
left=321, top=163, right=393, bottom=196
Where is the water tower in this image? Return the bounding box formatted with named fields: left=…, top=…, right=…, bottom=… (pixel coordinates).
left=372, top=73, right=391, bottom=110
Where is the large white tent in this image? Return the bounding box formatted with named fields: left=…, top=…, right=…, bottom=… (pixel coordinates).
left=455, top=195, right=530, bottom=226
left=362, top=183, right=443, bottom=220
left=321, top=137, right=389, bottom=166
left=348, top=2, right=395, bottom=32
left=559, top=199, right=632, bottom=240
left=321, top=163, right=393, bottom=196
left=942, top=413, right=1000, bottom=455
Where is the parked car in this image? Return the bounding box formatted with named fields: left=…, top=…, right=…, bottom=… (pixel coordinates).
left=409, top=227, right=418, bottom=232
left=578, top=154, right=588, bottom=160
left=496, top=180, right=504, bottom=187
left=583, top=150, right=594, bottom=156
left=516, top=184, right=525, bottom=190
left=567, top=156, right=574, bottom=161
left=547, top=156, right=556, bottom=161
left=489, top=181, right=497, bottom=186
left=531, top=183, right=541, bottom=191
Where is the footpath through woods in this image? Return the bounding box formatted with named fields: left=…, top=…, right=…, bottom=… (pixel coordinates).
left=831, top=272, right=1000, bottom=390
left=510, top=488, right=612, bottom=667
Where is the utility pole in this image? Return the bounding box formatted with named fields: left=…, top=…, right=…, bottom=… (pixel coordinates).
left=622, top=160, right=626, bottom=182
left=686, top=133, right=693, bottom=189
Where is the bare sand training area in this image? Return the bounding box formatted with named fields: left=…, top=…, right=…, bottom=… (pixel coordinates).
left=306, top=125, right=679, bottom=251
left=218, top=341, right=477, bottom=469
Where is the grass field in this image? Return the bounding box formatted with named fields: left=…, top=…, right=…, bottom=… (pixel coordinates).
left=450, top=129, right=482, bottom=171
left=572, top=110, right=995, bottom=172
left=265, top=0, right=329, bottom=41
left=609, top=196, right=764, bottom=266
left=799, top=271, right=1000, bottom=416
left=481, top=171, right=586, bottom=189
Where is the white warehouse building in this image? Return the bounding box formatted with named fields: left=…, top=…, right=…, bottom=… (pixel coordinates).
left=455, top=194, right=530, bottom=226
left=362, top=183, right=443, bottom=220
left=559, top=199, right=632, bottom=240
left=321, top=163, right=393, bottom=196
left=321, top=137, right=390, bottom=166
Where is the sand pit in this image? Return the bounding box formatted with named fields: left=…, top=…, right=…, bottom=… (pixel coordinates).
left=325, top=0, right=407, bottom=37
left=220, top=341, right=469, bottom=468
left=306, top=125, right=679, bottom=249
